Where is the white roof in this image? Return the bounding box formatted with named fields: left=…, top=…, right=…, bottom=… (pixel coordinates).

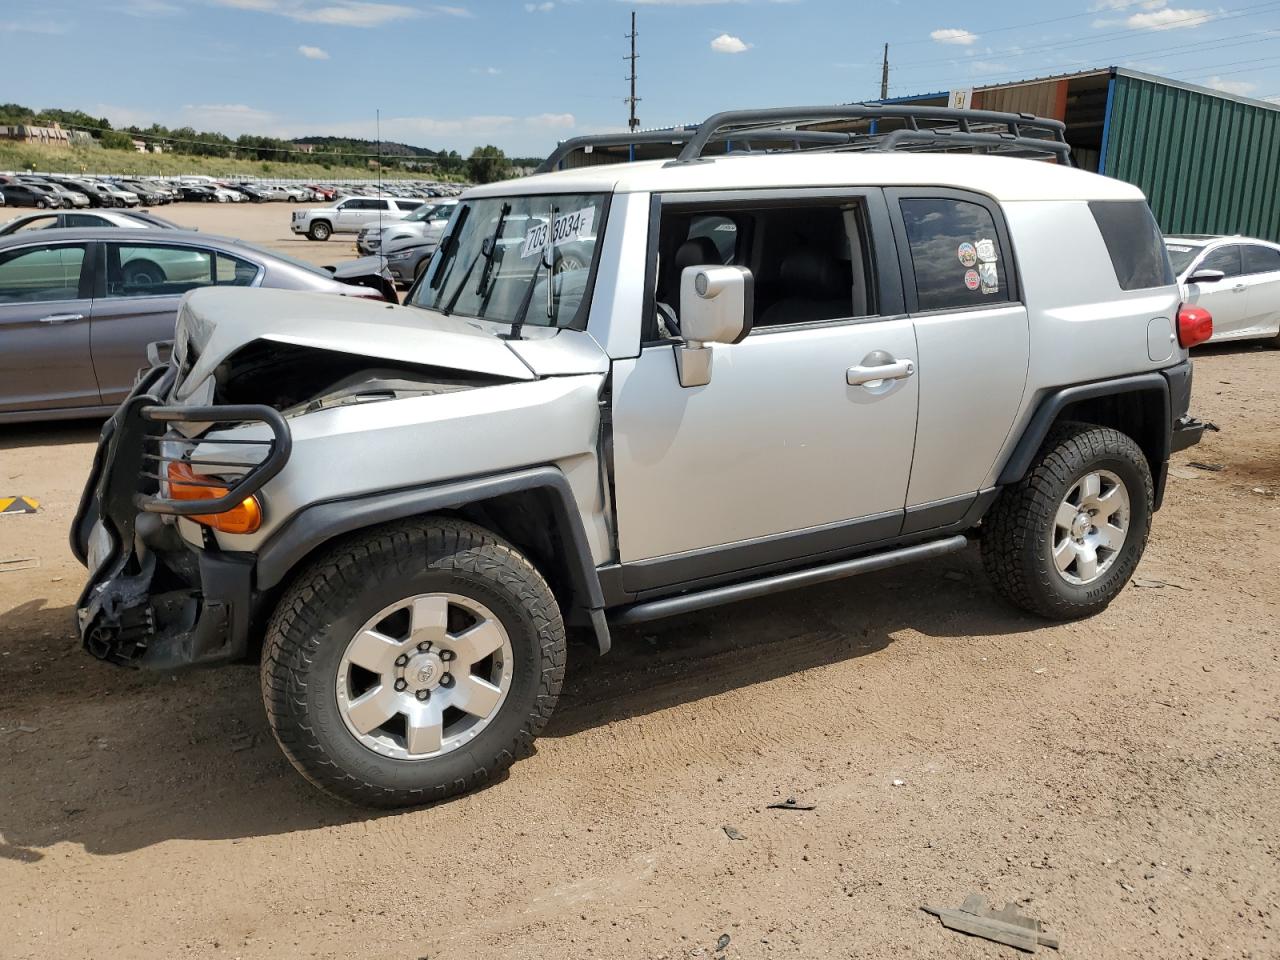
left=466, top=153, right=1144, bottom=203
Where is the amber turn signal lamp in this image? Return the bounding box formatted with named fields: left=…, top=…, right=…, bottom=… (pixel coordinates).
left=167, top=461, right=263, bottom=534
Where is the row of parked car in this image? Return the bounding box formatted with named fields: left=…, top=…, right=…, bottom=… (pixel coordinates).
left=0, top=174, right=465, bottom=210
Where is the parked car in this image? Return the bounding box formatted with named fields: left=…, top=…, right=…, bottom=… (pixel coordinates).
left=0, top=181, right=63, bottom=208
left=0, top=189, right=5, bottom=207
left=97, top=182, right=141, bottom=208
left=0, top=228, right=396, bottom=423
left=1165, top=235, right=1280, bottom=345
left=118, top=180, right=168, bottom=206
left=0, top=210, right=171, bottom=236
left=291, top=196, right=422, bottom=241
left=227, top=184, right=266, bottom=202
left=58, top=178, right=120, bottom=208
left=307, top=184, right=337, bottom=201
left=356, top=199, right=458, bottom=255
left=379, top=234, right=437, bottom=285
left=179, top=184, right=218, bottom=202
left=19, top=178, right=90, bottom=209
left=68, top=103, right=1208, bottom=808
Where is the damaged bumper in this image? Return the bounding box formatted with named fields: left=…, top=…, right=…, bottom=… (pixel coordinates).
left=72, top=366, right=291, bottom=670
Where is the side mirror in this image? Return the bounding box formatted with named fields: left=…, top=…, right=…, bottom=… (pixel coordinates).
left=1187, top=268, right=1225, bottom=285
left=674, top=265, right=753, bottom=387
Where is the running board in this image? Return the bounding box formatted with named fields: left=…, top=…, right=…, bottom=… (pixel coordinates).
left=611, top=535, right=969, bottom=625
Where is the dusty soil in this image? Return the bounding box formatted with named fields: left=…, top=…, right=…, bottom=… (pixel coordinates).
left=0, top=300, right=1277, bottom=957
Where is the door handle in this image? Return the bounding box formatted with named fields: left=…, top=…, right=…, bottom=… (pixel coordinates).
left=1232, top=283, right=1246, bottom=293
left=38, top=313, right=85, bottom=324
left=847, top=358, right=915, bottom=386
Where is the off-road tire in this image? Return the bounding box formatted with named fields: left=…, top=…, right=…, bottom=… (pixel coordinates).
left=260, top=517, right=566, bottom=808
left=307, top=220, right=331, bottom=241
left=981, top=422, right=1153, bottom=620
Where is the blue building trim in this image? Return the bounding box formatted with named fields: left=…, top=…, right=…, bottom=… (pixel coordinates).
left=1098, top=72, right=1117, bottom=174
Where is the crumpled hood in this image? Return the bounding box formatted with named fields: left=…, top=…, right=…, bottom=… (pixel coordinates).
left=173, top=287, right=536, bottom=399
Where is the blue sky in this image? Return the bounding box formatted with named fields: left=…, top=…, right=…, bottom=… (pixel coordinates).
left=2, top=0, right=1279, bottom=156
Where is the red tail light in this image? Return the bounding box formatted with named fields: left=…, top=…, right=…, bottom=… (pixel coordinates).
left=1177, top=304, right=1213, bottom=348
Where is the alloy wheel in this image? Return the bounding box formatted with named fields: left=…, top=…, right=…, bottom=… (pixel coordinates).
left=1051, top=469, right=1130, bottom=585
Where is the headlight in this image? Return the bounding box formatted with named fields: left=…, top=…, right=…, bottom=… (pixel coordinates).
left=386, top=250, right=414, bottom=262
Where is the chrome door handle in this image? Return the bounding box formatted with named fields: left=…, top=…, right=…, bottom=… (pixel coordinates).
left=847, top=358, right=915, bottom=386
left=1232, top=283, right=1247, bottom=293
left=38, top=313, right=84, bottom=324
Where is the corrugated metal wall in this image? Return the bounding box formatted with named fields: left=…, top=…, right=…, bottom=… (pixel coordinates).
left=1104, top=72, right=1280, bottom=242
left=973, top=80, right=1069, bottom=121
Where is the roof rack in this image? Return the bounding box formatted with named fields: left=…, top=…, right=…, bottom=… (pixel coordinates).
left=539, top=102, right=1072, bottom=172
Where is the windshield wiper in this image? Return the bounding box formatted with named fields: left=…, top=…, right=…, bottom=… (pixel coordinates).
left=437, top=202, right=509, bottom=317
left=507, top=204, right=558, bottom=341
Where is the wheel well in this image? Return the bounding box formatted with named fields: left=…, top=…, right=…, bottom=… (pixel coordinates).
left=1055, top=388, right=1166, bottom=484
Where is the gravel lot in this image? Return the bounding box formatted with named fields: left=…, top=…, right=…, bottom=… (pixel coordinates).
left=0, top=202, right=1276, bottom=959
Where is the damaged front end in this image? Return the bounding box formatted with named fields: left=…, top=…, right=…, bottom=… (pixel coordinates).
left=73, top=364, right=292, bottom=669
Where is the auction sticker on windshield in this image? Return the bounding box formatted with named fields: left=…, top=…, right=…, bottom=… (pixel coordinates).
left=522, top=206, right=596, bottom=259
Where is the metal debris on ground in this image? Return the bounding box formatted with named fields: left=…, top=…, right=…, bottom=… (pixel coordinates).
left=0, top=557, right=39, bottom=573
left=0, top=496, right=40, bottom=515
left=1132, top=578, right=1189, bottom=590
left=722, top=825, right=746, bottom=841
left=922, top=894, right=1059, bottom=953
left=1187, top=461, right=1224, bottom=472
left=767, top=797, right=816, bottom=811
left=715, top=933, right=730, bottom=952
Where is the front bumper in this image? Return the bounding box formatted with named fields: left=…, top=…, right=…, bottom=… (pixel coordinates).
left=72, top=367, right=291, bottom=670
left=290, top=221, right=307, bottom=233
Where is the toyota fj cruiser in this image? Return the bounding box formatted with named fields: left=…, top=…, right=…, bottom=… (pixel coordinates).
left=72, top=105, right=1209, bottom=807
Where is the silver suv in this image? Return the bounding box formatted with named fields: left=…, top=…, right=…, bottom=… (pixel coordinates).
left=290, top=196, right=422, bottom=241
left=72, top=105, right=1209, bottom=808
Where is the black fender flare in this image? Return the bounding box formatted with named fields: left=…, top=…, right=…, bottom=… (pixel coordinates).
left=254, top=466, right=611, bottom=653
left=997, top=371, right=1172, bottom=505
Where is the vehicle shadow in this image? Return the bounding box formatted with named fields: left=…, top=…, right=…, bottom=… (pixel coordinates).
left=0, top=419, right=102, bottom=452
left=1192, top=340, right=1278, bottom=358
left=0, top=544, right=1037, bottom=859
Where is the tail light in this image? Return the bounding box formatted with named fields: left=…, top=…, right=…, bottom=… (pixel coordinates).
left=166, top=461, right=263, bottom=534
left=1177, top=304, right=1213, bottom=348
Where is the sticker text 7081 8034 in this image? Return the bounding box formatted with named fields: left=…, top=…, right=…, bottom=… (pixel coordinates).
left=521, top=206, right=596, bottom=259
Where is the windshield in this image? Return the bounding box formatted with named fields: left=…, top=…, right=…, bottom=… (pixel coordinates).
left=1165, top=241, right=1204, bottom=275
left=409, top=192, right=605, bottom=332
left=405, top=202, right=452, bottom=223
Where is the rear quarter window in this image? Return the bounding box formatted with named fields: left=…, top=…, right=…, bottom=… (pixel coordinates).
left=1089, top=200, right=1175, bottom=291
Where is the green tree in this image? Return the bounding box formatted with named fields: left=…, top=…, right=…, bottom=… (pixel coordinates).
left=99, top=129, right=135, bottom=151
left=466, top=145, right=511, bottom=184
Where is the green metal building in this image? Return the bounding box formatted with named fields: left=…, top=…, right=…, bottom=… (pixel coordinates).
left=887, top=67, right=1280, bottom=242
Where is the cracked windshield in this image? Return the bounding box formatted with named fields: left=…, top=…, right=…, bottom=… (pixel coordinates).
left=411, top=192, right=605, bottom=330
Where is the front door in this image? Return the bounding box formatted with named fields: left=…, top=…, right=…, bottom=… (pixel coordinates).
left=0, top=241, right=98, bottom=415
left=610, top=190, right=918, bottom=587
left=1186, top=244, right=1249, bottom=337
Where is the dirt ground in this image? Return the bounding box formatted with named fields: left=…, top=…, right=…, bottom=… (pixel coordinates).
left=0, top=205, right=1277, bottom=959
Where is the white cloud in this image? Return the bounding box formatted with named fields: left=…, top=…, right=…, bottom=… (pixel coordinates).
left=1090, top=0, right=1166, bottom=9
left=1205, top=76, right=1257, bottom=96
left=525, top=1, right=554, bottom=9
left=180, top=103, right=282, bottom=134
left=210, top=1, right=470, bottom=28
left=0, top=19, right=70, bottom=34
left=1126, top=6, right=1211, bottom=29
left=710, top=33, right=750, bottom=53
left=930, top=27, right=977, bottom=45
left=118, top=0, right=182, bottom=14
left=298, top=44, right=330, bottom=58
left=526, top=113, right=575, bottom=128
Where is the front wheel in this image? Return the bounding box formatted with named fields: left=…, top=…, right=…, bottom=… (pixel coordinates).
left=308, top=220, right=331, bottom=241
left=261, top=518, right=566, bottom=807
left=981, top=423, right=1153, bottom=620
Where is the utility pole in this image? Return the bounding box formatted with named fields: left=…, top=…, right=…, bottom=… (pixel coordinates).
left=625, top=11, right=640, bottom=131
left=879, top=43, right=890, bottom=100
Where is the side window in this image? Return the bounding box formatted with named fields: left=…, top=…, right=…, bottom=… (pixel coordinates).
left=1200, top=245, right=1242, bottom=278
left=1088, top=200, right=1175, bottom=291
left=900, top=198, right=1010, bottom=310
left=64, top=213, right=105, bottom=228
left=0, top=244, right=86, bottom=303
left=653, top=200, right=875, bottom=337
left=1241, top=244, right=1280, bottom=275
left=13, top=214, right=61, bottom=233
left=373, top=199, right=391, bottom=211
left=105, top=244, right=257, bottom=298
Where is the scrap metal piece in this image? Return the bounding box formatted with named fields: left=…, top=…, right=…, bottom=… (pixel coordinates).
left=0, top=496, right=39, bottom=515
left=922, top=894, right=1059, bottom=953
left=767, top=797, right=816, bottom=811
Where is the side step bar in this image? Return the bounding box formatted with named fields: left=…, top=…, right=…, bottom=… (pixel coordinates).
left=611, top=535, right=969, bottom=625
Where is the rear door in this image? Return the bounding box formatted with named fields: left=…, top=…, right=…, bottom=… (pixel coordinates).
left=89, top=240, right=261, bottom=404
left=0, top=241, right=98, bottom=414
left=1185, top=244, right=1248, bottom=337
left=1239, top=243, right=1280, bottom=338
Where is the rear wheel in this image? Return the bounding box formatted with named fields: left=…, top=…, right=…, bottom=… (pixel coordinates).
left=35, top=198, right=48, bottom=209
left=261, top=518, right=566, bottom=807
left=981, top=423, right=1153, bottom=620
left=308, top=220, right=332, bottom=241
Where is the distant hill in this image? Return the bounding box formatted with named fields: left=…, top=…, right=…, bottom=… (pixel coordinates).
left=291, top=136, right=442, bottom=159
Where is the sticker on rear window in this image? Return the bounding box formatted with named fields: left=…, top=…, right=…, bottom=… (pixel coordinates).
left=979, top=262, right=999, bottom=293
left=963, top=269, right=980, bottom=291
left=957, top=242, right=977, bottom=267
left=975, top=238, right=997, bottom=263
left=521, top=206, right=596, bottom=259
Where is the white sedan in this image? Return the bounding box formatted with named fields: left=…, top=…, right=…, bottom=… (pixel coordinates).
left=1166, top=235, right=1280, bottom=345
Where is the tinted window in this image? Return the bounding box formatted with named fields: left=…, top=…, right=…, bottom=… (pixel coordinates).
left=12, top=214, right=60, bottom=233
left=1242, top=244, right=1280, bottom=275
left=1200, top=245, right=1242, bottom=278
left=105, top=243, right=258, bottom=298
left=0, top=244, right=86, bottom=303
left=65, top=213, right=111, bottom=228
left=900, top=198, right=1010, bottom=311
left=1089, top=200, right=1174, bottom=290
